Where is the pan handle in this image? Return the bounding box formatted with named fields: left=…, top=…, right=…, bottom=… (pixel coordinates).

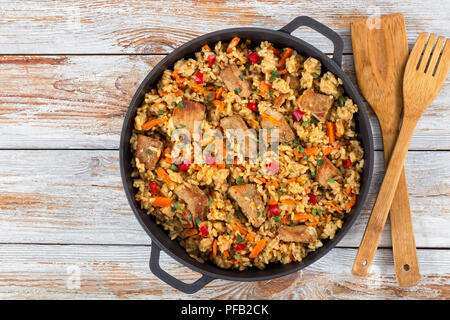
left=149, top=243, right=215, bottom=294
left=279, top=16, right=344, bottom=67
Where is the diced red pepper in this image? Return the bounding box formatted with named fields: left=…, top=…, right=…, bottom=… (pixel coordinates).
left=149, top=182, right=158, bottom=195
left=308, top=193, right=317, bottom=204
left=233, top=243, right=246, bottom=251
left=200, top=225, right=209, bottom=237
left=248, top=52, right=261, bottom=64
left=195, top=71, right=204, bottom=84
left=178, top=162, right=191, bottom=171
left=292, top=110, right=305, bottom=122
left=343, top=159, right=352, bottom=168
left=205, top=156, right=215, bottom=165
left=207, top=55, right=216, bottom=66
left=269, top=204, right=280, bottom=216
left=247, top=102, right=257, bottom=112
left=267, top=162, right=278, bottom=173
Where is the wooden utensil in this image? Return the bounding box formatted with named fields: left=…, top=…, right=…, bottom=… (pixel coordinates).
left=353, top=33, right=450, bottom=277
left=351, top=13, right=420, bottom=286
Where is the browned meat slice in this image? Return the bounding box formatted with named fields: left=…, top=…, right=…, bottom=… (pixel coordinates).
left=278, top=225, right=316, bottom=243
left=288, top=75, right=300, bottom=89
left=175, top=184, right=209, bottom=220
left=316, top=157, right=341, bottom=187
left=220, top=115, right=257, bottom=157
left=273, top=93, right=287, bottom=108
left=228, top=184, right=266, bottom=228
left=220, top=64, right=251, bottom=98
left=173, top=99, right=205, bottom=137
left=297, top=88, right=334, bottom=122
left=135, top=135, right=164, bottom=170
left=261, top=108, right=295, bottom=143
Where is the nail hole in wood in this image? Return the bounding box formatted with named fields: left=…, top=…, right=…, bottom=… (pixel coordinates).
left=362, top=260, right=367, bottom=266
left=403, top=264, right=410, bottom=271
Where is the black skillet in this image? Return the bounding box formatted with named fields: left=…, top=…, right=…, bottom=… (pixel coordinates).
left=120, top=16, right=374, bottom=294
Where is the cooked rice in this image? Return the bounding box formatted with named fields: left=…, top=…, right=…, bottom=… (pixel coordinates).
left=130, top=39, right=364, bottom=270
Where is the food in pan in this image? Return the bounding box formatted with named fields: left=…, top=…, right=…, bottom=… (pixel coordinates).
left=130, top=37, right=364, bottom=270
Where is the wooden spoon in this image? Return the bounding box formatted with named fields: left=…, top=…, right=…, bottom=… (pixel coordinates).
left=351, top=13, right=420, bottom=286
left=352, top=33, right=450, bottom=277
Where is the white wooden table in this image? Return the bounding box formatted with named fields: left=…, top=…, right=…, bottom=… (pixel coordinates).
left=0, top=0, right=449, bottom=299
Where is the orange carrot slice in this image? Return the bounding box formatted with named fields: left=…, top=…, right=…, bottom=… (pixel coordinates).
left=249, top=239, right=266, bottom=258
left=227, top=36, right=241, bottom=53
left=142, top=118, right=165, bottom=131
left=152, top=197, right=172, bottom=207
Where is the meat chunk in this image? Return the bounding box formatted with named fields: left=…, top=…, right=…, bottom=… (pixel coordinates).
left=174, top=184, right=209, bottom=220
left=288, top=75, right=300, bottom=89
left=228, top=184, right=266, bottom=228
left=135, top=135, right=164, bottom=170
left=220, top=64, right=251, bottom=98
left=278, top=225, right=317, bottom=243
left=220, top=115, right=257, bottom=157
left=273, top=93, right=288, bottom=108
left=261, top=108, right=295, bottom=143
left=316, top=157, right=341, bottom=187
left=297, top=88, right=334, bottom=122
left=173, top=99, right=205, bottom=137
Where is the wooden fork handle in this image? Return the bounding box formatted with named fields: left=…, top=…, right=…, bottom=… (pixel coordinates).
left=381, top=128, right=420, bottom=287
left=353, top=119, right=417, bottom=277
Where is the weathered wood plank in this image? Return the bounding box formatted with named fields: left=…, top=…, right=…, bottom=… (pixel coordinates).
left=0, top=0, right=449, bottom=54
left=0, top=55, right=449, bottom=150
left=0, top=150, right=448, bottom=247
left=0, top=244, right=447, bottom=299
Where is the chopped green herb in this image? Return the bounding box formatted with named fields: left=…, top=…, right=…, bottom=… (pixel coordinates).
left=312, top=209, right=317, bottom=217
left=337, top=96, right=346, bottom=106
left=310, top=171, right=316, bottom=178
left=170, top=218, right=174, bottom=223
left=236, top=177, right=244, bottom=185
left=269, top=69, right=280, bottom=82
left=327, top=178, right=335, bottom=183
left=171, top=101, right=177, bottom=106
left=171, top=206, right=176, bottom=212
left=310, top=116, right=319, bottom=124
left=236, top=233, right=243, bottom=244
left=207, top=91, right=213, bottom=104
left=234, top=251, right=239, bottom=259
left=172, top=202, right=180, bottom=209
left=316, top=159, right=324, bottom=166
left=297, top=146, right=305, bottom=154
left=235, top=87, right=242, bottom=94
left=303, top=154, right=308, bottom=160
left=313, top=72, right=319, bottom=79
left=209, top=198, right=214, bottom=207
left=289, top=169, right=294, bottom=173
left=253, top=89, right=260, bottom=95
left=239, top=73, right=244, bottom=80
left=157, top=110, right=164, bottom=115
left=289, top=223, right=295, bottom=227
left=170, top=164, right=179, bottom=172
left=188, top=214, right=192, bottom=221
left=317, top=209, right=323, bottom=215
left=302, top=120, right=308, bottom=127
left=257, top=211, right=261, bottom=217
left=269, top=89, right=274, bottom=96
left=146, top=149, right=153, bottom=154
left=293, top=139, right=299, bottom=146
left=227, top=216, right=231, bottom=223
left=273, top=215, right=282, bottom=222
left=195, top=218, right=201, bottom=226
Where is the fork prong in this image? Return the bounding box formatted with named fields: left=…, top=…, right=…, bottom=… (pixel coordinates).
left=434, top=39, right=450, bottom=84
left=426, top=36, right=445, bottom=74
left=409, top=33, right=429, bottom=69
left=419, top=34, right=437, bottom=72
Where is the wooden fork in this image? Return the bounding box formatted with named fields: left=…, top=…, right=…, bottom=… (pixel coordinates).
left=353, top=33, right=450, bottom=277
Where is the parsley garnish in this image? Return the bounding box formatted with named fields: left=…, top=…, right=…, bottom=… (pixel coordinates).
left=235, top=87, right=242, bottom=94
left=236, top=233, right=243, bottom=244
left=269, top=89, right=274, bottom=96
left=310, top=171, right=316, bottom=178
left=313, top=72, right=319, bottom=79
left=236, top=177, right=244, bottom=185
left=239, top=73, right=244, bottom=80
left=269, top=69, right=280, bottom=82
left=337, top=96, right=346, bottom=106
left=157, top=110, right=164, bottom=115
left=195, top=218, right=201, bottom=226
left=208, top=198, right=214, bottom=207
left=146, top=149, right=153, bottom=154
left=170, top=164, right=179, bottom=172
left=302, top=120, right=308, bottom=127
left=177, top=101, right=184, bottom=109
left=310, top=116, right=319, bottom=124
left=297, top=146, right=305, bottom=154
left=327, top=178, right=335, bottom=183
left=253, top=89, right=260, bottom=95
left=316, top=159, right=324, bottom=166
left=273, top=216, right=282, bottom=222
left=289, top=169, right=294, bottom=173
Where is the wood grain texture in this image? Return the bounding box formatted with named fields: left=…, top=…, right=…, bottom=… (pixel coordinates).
left=0, top=244, right=448, bottom=299
left=0, top=150, right=448, bottom=247
left=0, top=0, right=449, bottom=54
left=0, top=54, right=449, bottom=150
left=351, top=13, right=419, bottom=286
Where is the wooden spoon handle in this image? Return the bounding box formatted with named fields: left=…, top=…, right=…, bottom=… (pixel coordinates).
left=390, top=169, right=420, bottom=286
left=381, top=128, right=420, bottom=286
left=352, top=119, right=417, bottom=276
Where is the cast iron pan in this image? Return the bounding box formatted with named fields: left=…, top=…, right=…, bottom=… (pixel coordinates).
left=120, top=16, right=374, bottom=294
